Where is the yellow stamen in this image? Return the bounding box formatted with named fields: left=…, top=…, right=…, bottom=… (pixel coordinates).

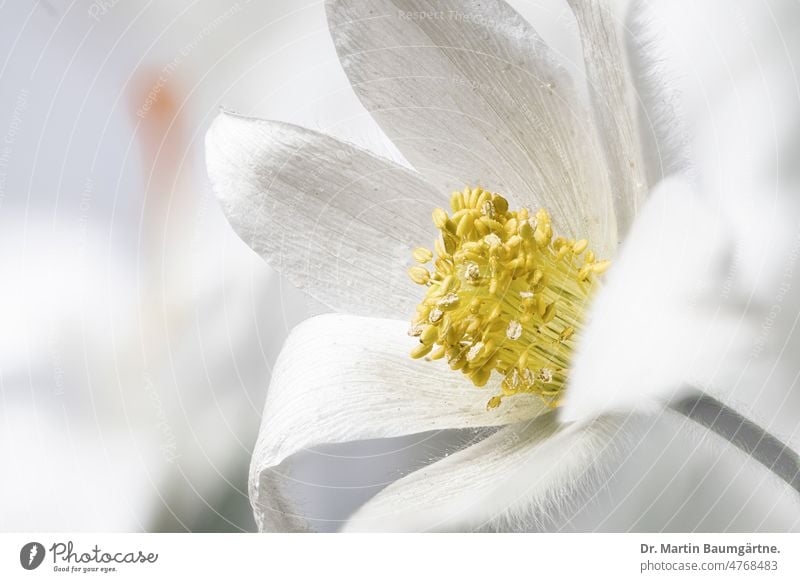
left=408, top=186, right=608, bottom=409
left=412, top=247, right=434, bottom=264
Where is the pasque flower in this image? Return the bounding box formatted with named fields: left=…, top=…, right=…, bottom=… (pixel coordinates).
left=206, top=0, right=800, bottom=531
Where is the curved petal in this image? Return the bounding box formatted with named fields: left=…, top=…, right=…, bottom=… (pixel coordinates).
left=568, top=0, right=648, bottom=234
left=624, top=0, right=694, bottom=182
left=566, top=2, right=800, bottom=447
left=627, top=0, right=800, bottom=189
left=250, top=313, right=548, bottom=531
left=326, top=0, right=619, bottom=256
left=206, top=111, right=446, bottom=319
left=343, top=409, right=800, bottom=532
left=343, top=412, right=629, bottom=532
left=561, top=178, right=739, bottom=422
left=536, top=411, right=800, bottom=532
left=562, top=177, right=800, bottom=454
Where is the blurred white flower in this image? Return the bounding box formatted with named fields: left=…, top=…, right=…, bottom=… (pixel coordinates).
left=0, top=0, right=322, bottom=531
left=208, top=0, right=800, bottom=531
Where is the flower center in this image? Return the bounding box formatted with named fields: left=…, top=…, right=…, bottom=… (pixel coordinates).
left=407, top=186, right=609, bottom=409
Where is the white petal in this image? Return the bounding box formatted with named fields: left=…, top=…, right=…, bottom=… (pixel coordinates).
left=626, top=0, right=800, bottom=184
left=561, top=177, right=736, bottom=421
left=326, top=0, right=619, bottom=255
left=206, top=111, right=445, bottom=319
left=250, top=313, right=548, bottom=531
left=624, top=0, right=693, bottom=181
left=567, top=1, right=800, bottom=444
left=343, top=413, right=629, bottom=531
left=568, top=0, right=648, bottom=235
left=537, top=412, right=800, bottom=531
left=561, top=176, right=800, bottom=445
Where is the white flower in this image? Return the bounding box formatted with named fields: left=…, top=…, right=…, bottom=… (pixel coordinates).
left=206, top=0, right=800, bottom=531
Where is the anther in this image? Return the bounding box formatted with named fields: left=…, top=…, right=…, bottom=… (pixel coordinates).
left=408, top=187, right=609, bottom=408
